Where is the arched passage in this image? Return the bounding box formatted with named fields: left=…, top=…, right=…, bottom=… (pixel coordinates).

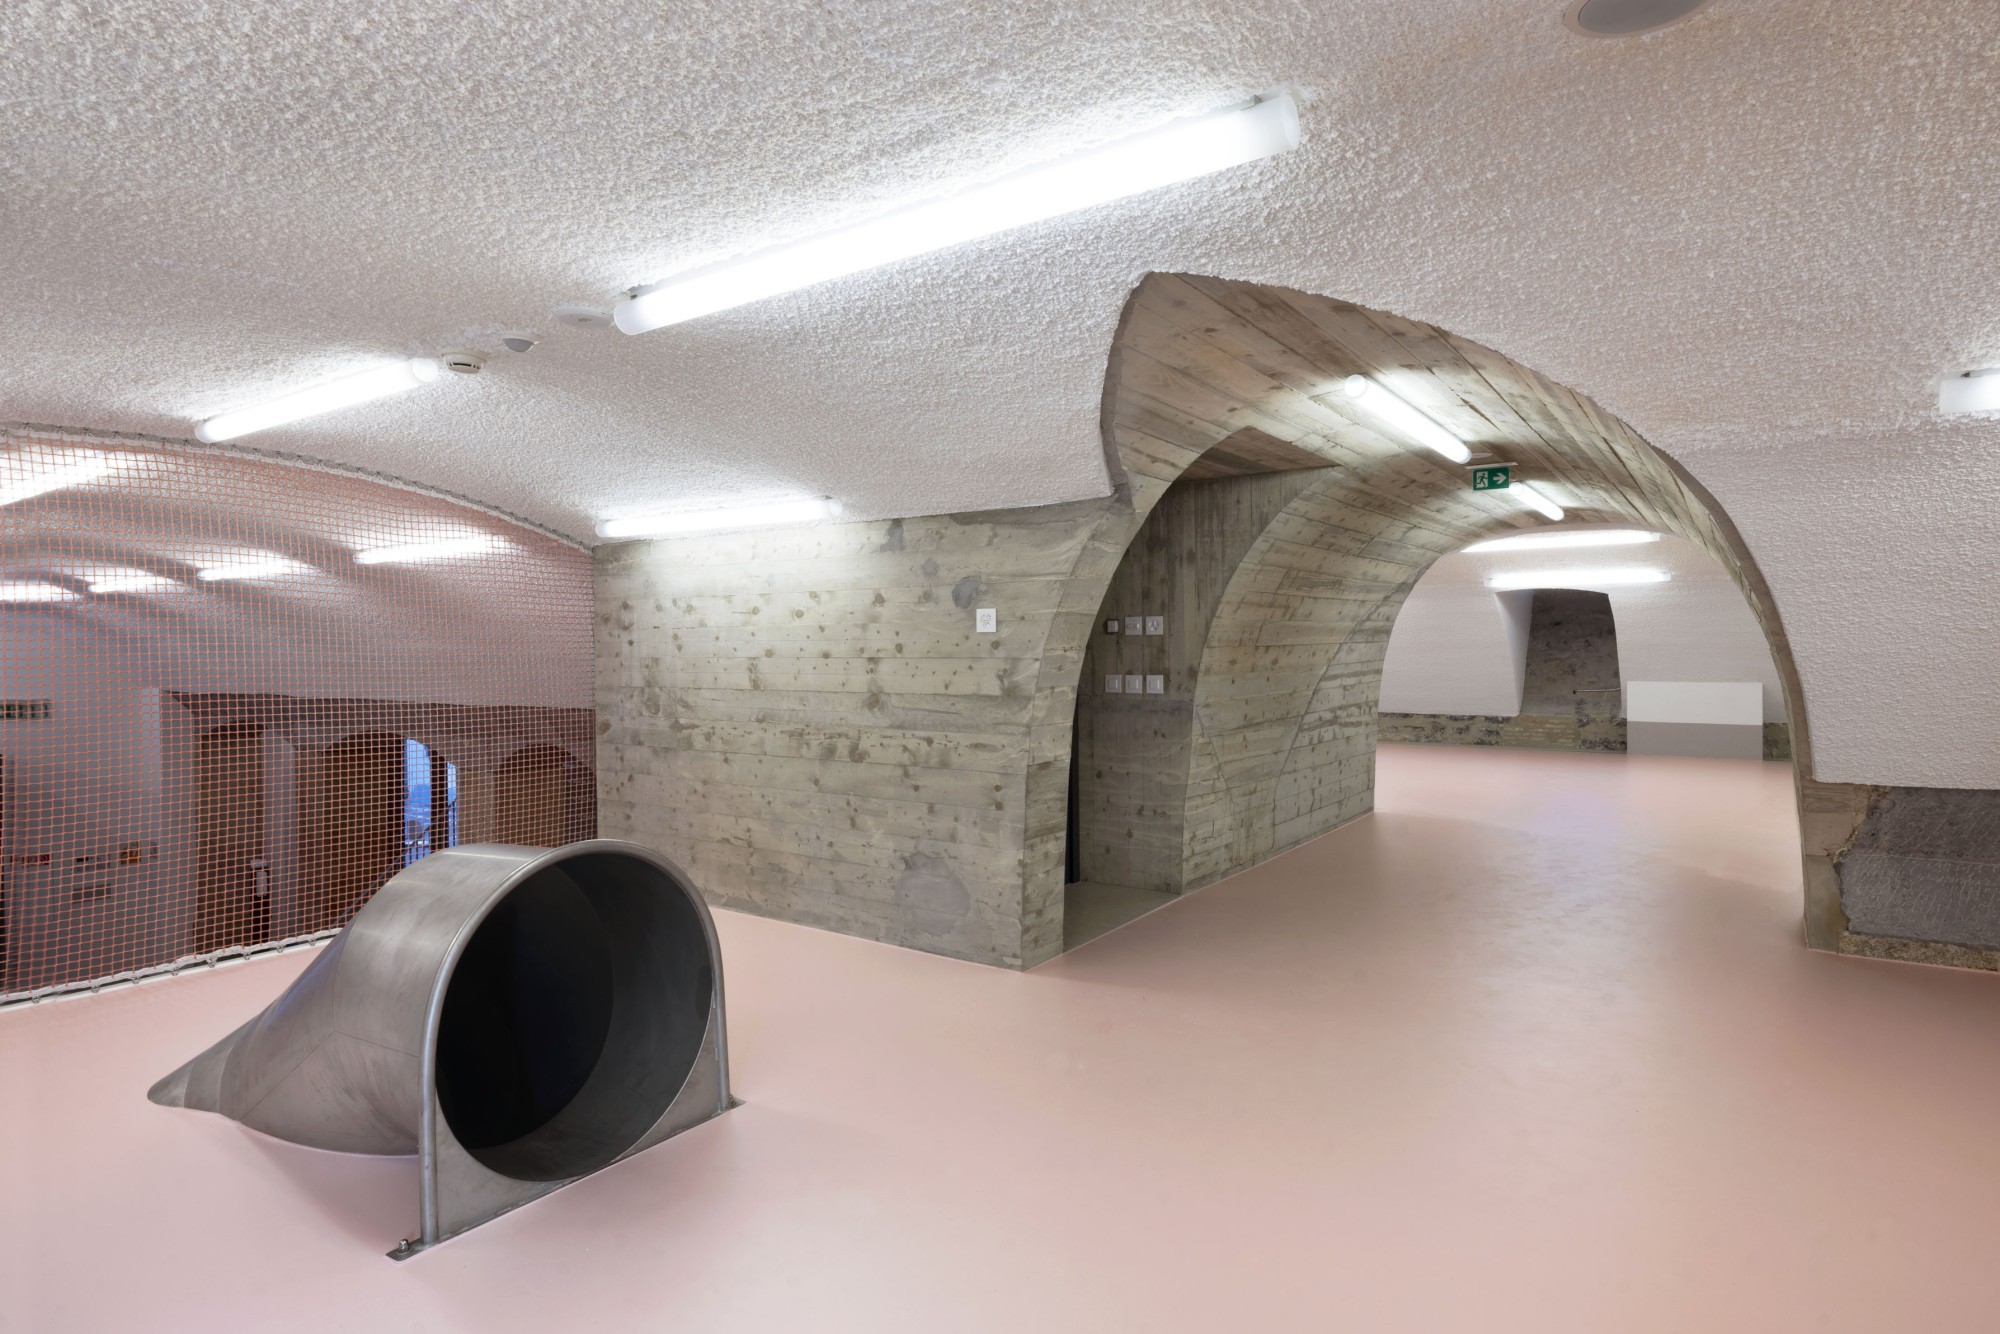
left=301, top=731, right=407, bottom=933
left=1036, top=273, right=1813, bottom=956
left=491, top=743, right=595, bottom=848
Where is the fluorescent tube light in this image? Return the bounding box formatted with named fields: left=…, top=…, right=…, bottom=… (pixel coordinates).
left=1514, top=481, right=1565, bottom=521
left=0, top=451, right=116, bottom=507
left=196, top=557, right=308, bottom=583
left=1940, top=368, right=2000, bottom=414
left=88, top=571, right=178, bottom=594
left=1487, top=567, right=1670, bottom=590
left=596, top=497, right=835, bottom=540
left=0, top=581, right=78, bottom=603
left=196, top=358, right=441, bottom=443
left=614, top=95, right=1300, bottom=333
left=1464, top=529, right=1660, bottom=553
left=354, top=534, right=504, bottom=566
left=1338, top=375, right=1471, bottom=463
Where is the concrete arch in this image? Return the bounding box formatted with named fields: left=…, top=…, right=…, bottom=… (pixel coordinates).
left=1028, top=273, right=1817, bottom=961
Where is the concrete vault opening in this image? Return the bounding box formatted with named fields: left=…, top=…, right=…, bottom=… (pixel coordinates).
left=1041, top=273, right=1819, bottom=958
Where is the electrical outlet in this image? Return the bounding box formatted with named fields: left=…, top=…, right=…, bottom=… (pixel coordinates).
left=975, top=608, right=997, bottom=633
left=1145, top=616, right=1165, bottom=636
left=1124, top=616, right=1143, bottom=635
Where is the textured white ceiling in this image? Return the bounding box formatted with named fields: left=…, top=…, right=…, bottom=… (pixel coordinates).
left=2, top=0, right=1998, bottom=781
left=0, top=435, right=593, bottom=707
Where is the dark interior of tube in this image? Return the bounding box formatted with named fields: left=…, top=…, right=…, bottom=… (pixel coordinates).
left=434, top=851, right=714, bottom=1181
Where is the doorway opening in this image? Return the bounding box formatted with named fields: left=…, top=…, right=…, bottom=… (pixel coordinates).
left=403, top=738, right=459, bottom=866
left=193, top=721, right=267, bottom=952
left=304, top=731, right=406, bottom=934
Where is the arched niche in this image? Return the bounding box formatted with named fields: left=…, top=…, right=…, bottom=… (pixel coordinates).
left=491, top=743, right=596, bottom=847
left=1026, top=273, right=1813, bottom=962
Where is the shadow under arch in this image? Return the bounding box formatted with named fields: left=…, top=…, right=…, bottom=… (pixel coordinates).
left=1028, top=272, right=1823, bottom=961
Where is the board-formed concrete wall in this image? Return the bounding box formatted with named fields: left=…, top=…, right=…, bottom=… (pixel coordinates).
left=1075, top=470, right=1327, bottom=896
left=596, top=503, right=1113, bottom=968
left=598, top=273, right=1847, bottom=970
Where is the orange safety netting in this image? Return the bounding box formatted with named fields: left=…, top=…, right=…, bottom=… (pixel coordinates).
left=0, top=430, right=596, bottom=1003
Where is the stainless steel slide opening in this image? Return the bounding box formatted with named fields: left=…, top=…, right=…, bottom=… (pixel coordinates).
left=149, top=840, right=733, bottom=1257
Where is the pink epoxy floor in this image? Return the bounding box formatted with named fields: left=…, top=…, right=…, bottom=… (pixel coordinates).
left=6, top=746, right=2000, bottom=1332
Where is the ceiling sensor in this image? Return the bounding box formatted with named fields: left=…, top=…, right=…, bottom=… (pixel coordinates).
left=440, top=350, right=486, bottom=375
left=498, top=333, right=539, bottom=353
left=552, top=304, right=614, bottom=331
left=1564, top=0, right=1713, bottom=37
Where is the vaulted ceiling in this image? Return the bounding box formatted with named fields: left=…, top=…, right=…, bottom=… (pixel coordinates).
left=1, top=0, right=1992, bottom=548
left=0, top=431, right=592, bottom=706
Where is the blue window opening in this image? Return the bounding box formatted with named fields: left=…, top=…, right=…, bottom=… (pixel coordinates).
left=403, top=738, right=459, bottom=866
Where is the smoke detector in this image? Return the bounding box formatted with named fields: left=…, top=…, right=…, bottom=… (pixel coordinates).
left=1565, top=0, right=1713, bottom=37
left=440, top=350, right=486, bottom=375
left=553, top=304, right=614, bottom=331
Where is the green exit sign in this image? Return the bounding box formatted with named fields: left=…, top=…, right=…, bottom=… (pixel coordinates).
left=1472, top=464, right=1512, bottom=491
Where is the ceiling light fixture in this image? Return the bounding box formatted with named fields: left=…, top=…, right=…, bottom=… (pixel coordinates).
left=1514, top=481, right=1565, bottom=521
left=1464, top=529, right=1661, bottom=553
left=196, top=557, right=308, bottom=583
left=0, top=581, right=79, bottom=604
left=0, top=451, right=117, bottom=508
left=596, top=497, right=836, bottom=541
left=1487, top=567, right=1670, bottom=590
left=88, top=571, right=178, bottom=594
left=195, top=358, right=442, bottom=443
left=613, top=94, right=1301, bottom=334
left=354, top=535, right=505, bottom=566
left=1939, top=368, right=2000, bottom=415
left=1565, top=0, right=1714, bottom=38
left=1338, top=375, right=1472, bottom=463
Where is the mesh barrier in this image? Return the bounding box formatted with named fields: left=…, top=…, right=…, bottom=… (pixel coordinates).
left=0, top=429, right=596, bottom=1004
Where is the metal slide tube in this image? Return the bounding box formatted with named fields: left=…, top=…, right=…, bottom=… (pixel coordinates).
left=149, top=839, right=733, bottom=1257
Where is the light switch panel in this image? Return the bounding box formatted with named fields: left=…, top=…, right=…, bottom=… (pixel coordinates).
left=975, top=608, right=997, bottom=633
left=1124, top=616, right=1143, bottom=636
left=1145, top=616, right=1165, bottom=636
left=1104, top=673, right=1123, bottom=693
left=1104, top=618, right=1120, bottom=634
left=1145, top=674, right=1165, bottom=695
left=1124, top=674, right=1144, bottom=694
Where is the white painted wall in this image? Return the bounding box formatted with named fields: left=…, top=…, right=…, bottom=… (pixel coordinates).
left=1378, top=587, right=1530, bottom=716
left=1379, top=530, right=1787, bottom=723
left=1627, top=682, right=1763, bottom=726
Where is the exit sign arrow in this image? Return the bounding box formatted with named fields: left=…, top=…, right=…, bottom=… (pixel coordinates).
left=1472, top=464, right=1513, bottom=491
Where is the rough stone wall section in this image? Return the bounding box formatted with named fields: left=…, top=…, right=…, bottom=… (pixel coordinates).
left=1377, top=711, right=1626, bottom=753
left=1828, top=786, right=2000, bottom=969
left=1519, top=590, right=1621, bottom=716
left=1379, top=713, right=1793, bottom=759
